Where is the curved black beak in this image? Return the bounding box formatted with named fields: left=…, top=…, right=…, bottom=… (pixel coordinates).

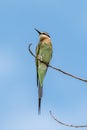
left=34, top=28, right=41, bottom=35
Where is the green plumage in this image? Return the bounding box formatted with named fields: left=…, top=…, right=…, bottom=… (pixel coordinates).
left=36, top=42, right=52, bottom=86
left=36, top=41, right=52, bottom=114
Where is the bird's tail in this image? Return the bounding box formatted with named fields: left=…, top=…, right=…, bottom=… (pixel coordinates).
left=38, top=85, right=43, bottom=114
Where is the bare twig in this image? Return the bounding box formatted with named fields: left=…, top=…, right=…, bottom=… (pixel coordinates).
left=50, top=111, right=87, bottom=128
left=28, top=43, right=87, bottom=83
left=29, top=43, right=87, bottom=127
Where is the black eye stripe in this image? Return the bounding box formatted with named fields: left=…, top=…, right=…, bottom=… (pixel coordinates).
left=42, top=33, right=50, bottom=38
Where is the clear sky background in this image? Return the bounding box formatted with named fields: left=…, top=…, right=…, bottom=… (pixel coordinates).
left=0, top=0, right=87, bottom=130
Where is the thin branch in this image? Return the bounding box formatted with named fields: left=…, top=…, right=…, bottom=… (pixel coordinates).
left=50, top=111, right=87, bottom=128
left=28, top=43, right=87, bottom=83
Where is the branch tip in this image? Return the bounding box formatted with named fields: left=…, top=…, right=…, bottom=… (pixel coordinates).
left=49, top=111, right=87, bottom=128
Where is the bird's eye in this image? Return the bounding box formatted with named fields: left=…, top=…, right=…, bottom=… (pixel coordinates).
left=42, top=33, right=50, bottom=38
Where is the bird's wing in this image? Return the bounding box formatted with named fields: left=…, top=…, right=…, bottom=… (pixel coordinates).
left=35, top=43, right=40, bottom=87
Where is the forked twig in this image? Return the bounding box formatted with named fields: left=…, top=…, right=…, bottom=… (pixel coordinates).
left=49, top=111, right=87, bottom=128
left=28, top=43, right=87, bottom=83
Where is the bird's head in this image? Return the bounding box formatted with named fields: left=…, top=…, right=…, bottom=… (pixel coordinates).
left=35, top=28, right=50, bottom=41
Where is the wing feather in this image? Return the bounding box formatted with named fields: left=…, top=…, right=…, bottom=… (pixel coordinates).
left=36, top=43, right=40, bottom=87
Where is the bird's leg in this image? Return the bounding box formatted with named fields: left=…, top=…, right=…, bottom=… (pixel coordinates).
left=38, top=55, right=43, bottom=61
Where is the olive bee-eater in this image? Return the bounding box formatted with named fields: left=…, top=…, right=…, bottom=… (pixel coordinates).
left=35, top=29, right=52, bottom=114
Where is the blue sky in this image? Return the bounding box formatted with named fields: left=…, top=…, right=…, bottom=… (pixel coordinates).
left=0, top=0, right=87, bottom=130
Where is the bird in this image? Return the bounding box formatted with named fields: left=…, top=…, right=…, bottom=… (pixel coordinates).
left=35, top=28, right=53, bottom=114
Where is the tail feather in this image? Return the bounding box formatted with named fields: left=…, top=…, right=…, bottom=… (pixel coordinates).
left=38, top=98, right=41, bottom=114
left=38, top=85, right=43, bottom=114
